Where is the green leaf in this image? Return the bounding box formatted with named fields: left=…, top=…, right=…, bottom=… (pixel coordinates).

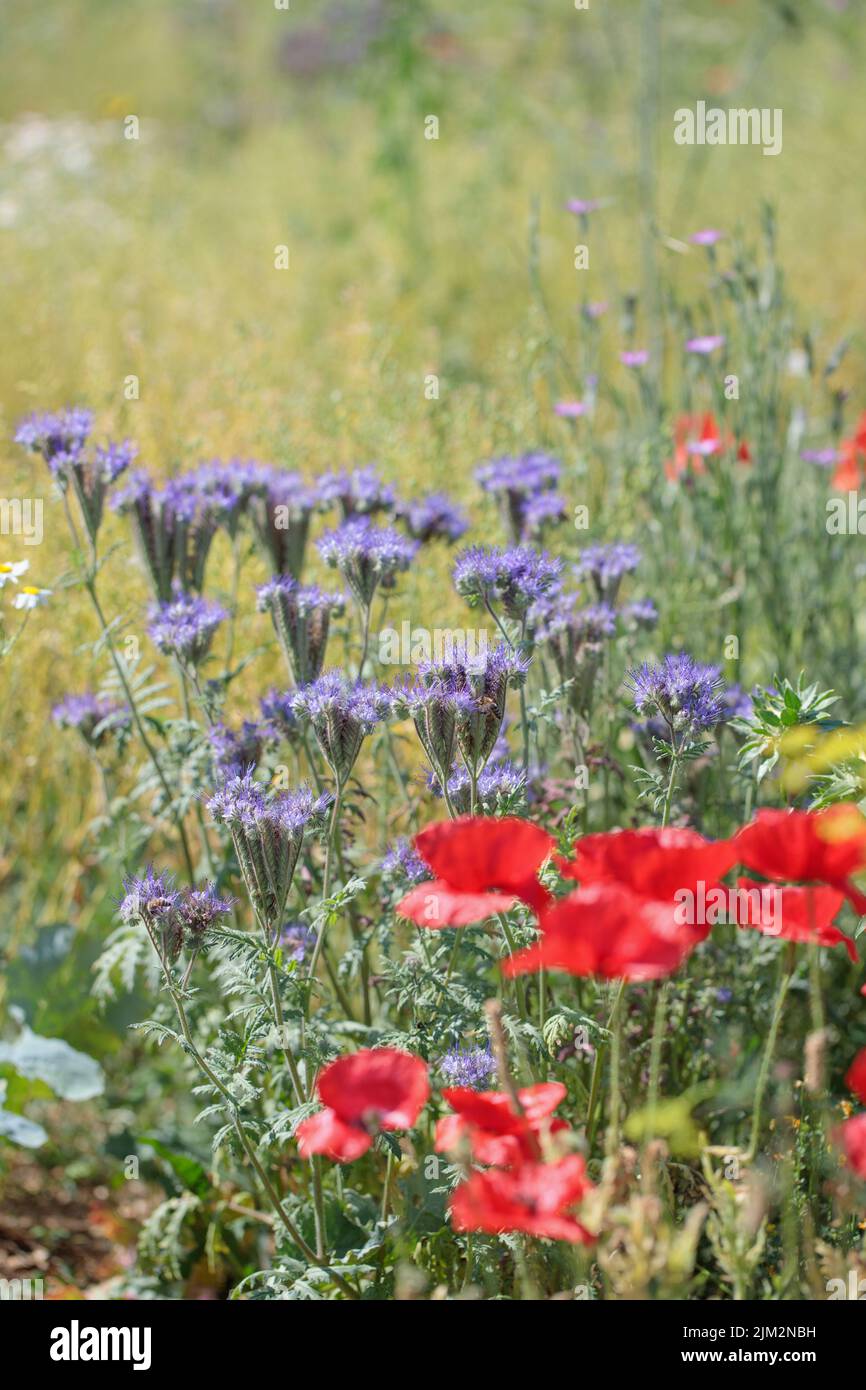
left=140, top=1136, right=212, bottom=1198
left=0, top=1027, right=104, bottom=1101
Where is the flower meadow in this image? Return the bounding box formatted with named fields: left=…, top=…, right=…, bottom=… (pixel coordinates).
left=4, top=1, right=866, bottom=1317
left=7, top=321, right=866, bottom=1303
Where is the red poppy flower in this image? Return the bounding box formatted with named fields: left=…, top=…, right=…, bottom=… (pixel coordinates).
left=503, top=882, right=698, bottom=981
left=837, top=1112, right=866, bottom=1178
left=561, top=825, right=736, bottom=901
left=297, top=1048, right=429, bottom=1162
left=664, top=413, right=750, bottom=482
left=450, top=1155, right=595, bottom=1244
left=733, top=806, right=866, bottom=915
left=735, top=879, right=857, bottom=963
left=832, top=411, right=866, bottom=490
left=396, top=816, right=555, bottom=928
left=435, top=1082, right=568, bottom=1166
left=846, top=1049, right=866, bottom=1105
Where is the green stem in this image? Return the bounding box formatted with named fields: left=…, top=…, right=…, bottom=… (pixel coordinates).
left=745, top=968, right=793, bottom=1164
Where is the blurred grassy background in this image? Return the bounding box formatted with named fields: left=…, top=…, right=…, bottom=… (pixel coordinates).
left=1, top=0, right=865, bottom=961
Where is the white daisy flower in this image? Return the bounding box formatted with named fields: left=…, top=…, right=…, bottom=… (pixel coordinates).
left=13, top=585, right=51, bottom=610
left=0, top=560, right=30, bottom=587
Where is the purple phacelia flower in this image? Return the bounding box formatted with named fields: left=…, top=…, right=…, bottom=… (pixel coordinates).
left=575, top=542, right=641, bottom=602
left=801, top=448, right=838, bottom=467
left=149, top=590, right=226, bottom=666
left=209, top=720, right=265, bottom=777
left=292, top=671, right=393, bottom=782
left=207, top=771, right=328, bottom=924
left=396, top=492, right=469, bottom=544
left=278, top=920, right=317, bottom=963
left=248, top=469, right=322, bottom=578
left=439, top=1046, right=497, bottom=1089
left=627, top=654, right=725, bottom=741
left=453, top=544, right=561, bottom=620
left=407, top=641, right=528, bottom=781
left=119, top=867, right=184, bottom=961
left=259, top=689, right=299, bottom=742
left=475, top=452, right=562, bottom=543
left=179, top=885, right=234, bottom=938
left=317, top=465, right=397, bottom=519
left=566, top=197, right=604, bottom=216
left=527, top=589, right=613, bottom=716
left=15, top=407, right=93, bottom=464
left=112, top=470, right=220, bottom=600
left=521, top=491, right=567, bottom=540
left=256, top=575, right=344, bottom=686
left=437, top=757, right=527, bottom=814
left=52, top=692, right=129, bottom=747
left=16, top=408, right=134, bottom=542
left=381, top=838, right=431, bottom=885
left=620, top=598, right=658, bottom=630
left=317, top=517, right=418, bottom=608
left=689, top=228, right=724, bottom=247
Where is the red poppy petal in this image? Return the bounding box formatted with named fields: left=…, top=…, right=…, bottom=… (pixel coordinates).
left=297, top=1109, right=372, bottom=1162
left=318, top=1048, right=430, bottom=1127
left=414, top=816, right=555, bottom=893
left=846, top=1049, right=866, bottom=1106
left=396, top=880, right=518, bottom=927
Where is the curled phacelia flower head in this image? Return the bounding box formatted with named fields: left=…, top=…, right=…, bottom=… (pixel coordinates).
left=16, top=407, right=133, bottom=542
left=576, top=542, right=641, bottom=602
left=112, top=470, right=221, bottom=600
left=528, top=588, right=614, bottom=716
left=414, top=640, right=529, bottom=776
left=209, top=720, right=265, bottom=777
left=207, top=770, right=329, bottom=924
left=453, top=545, right=562, bottom=621
left=292, top=671, right=393, bottom=782
left=179, top=885, right=234, bottom=938
left=148, top=589, right=226, bottom=666
left=317, top=466, right=397, bottom=519
left=15, top=407, right=93, bottom=465
left=381, top=838, right=432, bottom=885
left=248, top=469, right=322, bottom=579
left=475, top=452, right=565, bottom=542
left=317, top=518, right=418, bottom=608
left=120, top=871, right=231, bottom=963
left=256, top=575, right=344, bottom=686
left=627, top=653, right=725, bottom=741
left=396, top=492, right=469, bottom=544
left=620, top=598, right=658, bottom=631
left=52, top=692, right=129, bottom=747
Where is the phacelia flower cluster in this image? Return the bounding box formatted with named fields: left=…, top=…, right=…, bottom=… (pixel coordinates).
left=475, top=453, right=565, bottom=543
left=396, top=492, right=469, bottom=544
left=16, top=407, right=134, bottom=543
left=52, top=692, right=130, bottom=748
left=207, top=771, right=329, bottom=925
left=453, top=544, right=562, bottom=621
left=256, top=575, right=344, bottom=686
left=317, top=518, right=418, bottom=608
left=292, top=671, right=393, bottom=784
left=627, top=653, right=725, bottom=742
left=148, top=590, right=227, bottom=667
left=120, top=870, right=231, bottom=964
